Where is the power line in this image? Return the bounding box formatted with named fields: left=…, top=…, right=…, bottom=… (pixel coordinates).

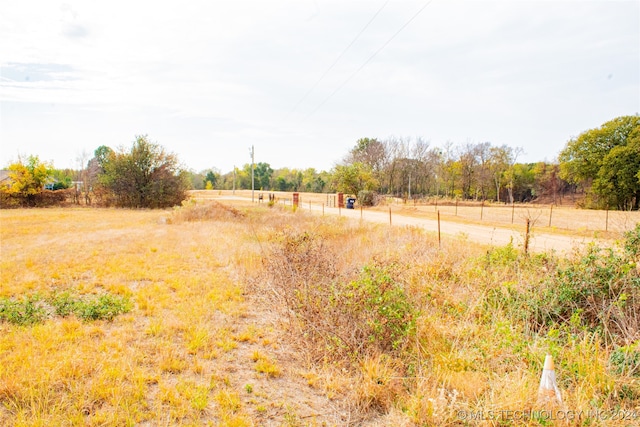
left=287, top=0, right=390, bottom=117
left=304, top=0, right=435, bottom=120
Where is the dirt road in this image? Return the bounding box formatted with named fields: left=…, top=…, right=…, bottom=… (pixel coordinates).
left=207, top=194, right=611, bottom=254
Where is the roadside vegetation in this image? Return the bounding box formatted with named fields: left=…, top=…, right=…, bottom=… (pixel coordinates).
left=1, top=201, right=638, bottom=425
left=3, top=115, right=639, bottom=211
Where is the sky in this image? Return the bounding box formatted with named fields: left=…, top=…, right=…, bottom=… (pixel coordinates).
left=1, top=0, right=638, bottom=174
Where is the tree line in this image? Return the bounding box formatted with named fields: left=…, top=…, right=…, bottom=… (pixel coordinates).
left=1, top=115, right=638, bottom=210
left=198, top=115, right=639, bottom=210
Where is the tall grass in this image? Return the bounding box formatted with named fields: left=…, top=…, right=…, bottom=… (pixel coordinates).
left=250, top=206, right=640, bottom=425
left=1, top=202, right=638, bottom=426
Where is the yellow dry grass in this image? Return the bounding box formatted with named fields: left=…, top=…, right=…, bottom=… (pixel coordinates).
left=0, top=206, right=291, bottom=426
left=1, top=201, right=638, bottom=426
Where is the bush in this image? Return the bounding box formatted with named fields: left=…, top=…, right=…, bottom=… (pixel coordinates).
left=487, top=237, right=640, bottom=345
left=74, top=293, right=132, bottom=321
left=0, top=291, right=132, bottom=325
left=609, top=342, right=640, bottom=377
left=346, top=264, right=417, bottom=351
left=0, top=295, right=49, bottom=326
left=0, top=189, right=72, bottom=208
left=95, top=136, right=190, bottom=208
left=261, top=230, right=416, bottom=361
left=357, top=190, right=378, bottom=207
left=51, top=291, right=132, bottom=321
left=624, top=223, right=640, bottom=260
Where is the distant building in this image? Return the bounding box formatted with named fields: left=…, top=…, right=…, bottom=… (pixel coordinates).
left=0, top=170, right=10, bottom=187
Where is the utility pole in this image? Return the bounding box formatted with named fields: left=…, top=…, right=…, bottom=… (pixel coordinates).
left=232, top=165, right=236, bottom=195
left=250, top=145, right=255, bottom=202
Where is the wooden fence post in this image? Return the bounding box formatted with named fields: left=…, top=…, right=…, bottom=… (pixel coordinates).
left=438, top=210, right=441, bottom=250
left=524, top=218, right=531, bottom=255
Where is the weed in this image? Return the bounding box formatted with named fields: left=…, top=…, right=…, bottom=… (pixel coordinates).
left=0, top=291, right=131, bottom=326
left=609, top=342, right=640, bottom=377
left=56, top=292, right=132, bottom=321
left=0, top=295, right=48, bottom=325
left=255, top=358, right=281, bottom=378
left=624, top=223, right=640, bottom=259
left=49, top=290, right=79, bottom=317
left=214, top=389, right=242, bottom=413
left=251, top=350, right=281, bottom=377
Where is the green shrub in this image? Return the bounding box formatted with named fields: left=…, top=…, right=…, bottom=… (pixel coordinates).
left=347, top=264, right=417, bottom=351
left=484, top=242, right=519, bottom=267
left=490, top=239, right=640, bottom=345
left=50, top=290, right=80, bottom=317
left=0, top=295, right=49, bottom=326
left=74, top=293, right=132, bottom=321
left=624, top=223, right=640, bottom=259
left=0, top=291, right=132, bottom=326
left=51, top=290, right=132, bottom=321
left=609, top=342, right=640, bottom=377
left=262, top=230, right=416, bottom=361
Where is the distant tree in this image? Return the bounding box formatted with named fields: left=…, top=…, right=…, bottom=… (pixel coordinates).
left=458, top=143, right=478, bottom=199
left=592, top=139, right=640, bottom=210
left=94, top=145, right=115, bottom=172
left=0, top=155, right=73, bottom=207
left=301, top=168, right=328, bottom=193
left=51, top=169, right=73, bottom=190
left=347, top=138, right=387, bottom=173
left=532, top=162, right=569, bottom=204
left=559, top=115, right=640, bottom=209
left=331, top=162, right=378, bottom=196
left=7, top=156, right=54, bottom=200
left=506, top=163, right=535, bottom=202
left=203, top=170, right=219, bottom=189
left=243, top=162, right=274, bottom=190
left=488, top=145, right=512, bottom=202
left=95, top=135, right=190, bottom=208
left=272, top=168, right=300, bottom=191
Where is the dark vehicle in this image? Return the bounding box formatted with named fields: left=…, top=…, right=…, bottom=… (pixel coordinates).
left=346, top=197, right=356, bottom=209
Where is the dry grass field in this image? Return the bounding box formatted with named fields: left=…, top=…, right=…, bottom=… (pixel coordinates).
left=1, top=200, right=639, bottom=426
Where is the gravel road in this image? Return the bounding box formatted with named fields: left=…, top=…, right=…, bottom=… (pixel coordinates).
left=212, top=195, right=609, bottom=254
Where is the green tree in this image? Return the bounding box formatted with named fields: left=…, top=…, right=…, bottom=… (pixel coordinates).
left=51, top=169, right=74, bottom=190
left=593, top=140, right=640, bottom=210
left=203, top=170, right=219, bottom=189
left=244, top=162, right=273, bottom=190
left=559, top=115, right=640, bottom=209
left=331, top=162, right=379, bottom=196
left=301, top=168, right=327, bottom=193
left=96, top=135, right=189, bottom=208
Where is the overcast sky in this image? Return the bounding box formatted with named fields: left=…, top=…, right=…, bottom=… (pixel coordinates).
left=1, top=0, right=638, bottom=173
